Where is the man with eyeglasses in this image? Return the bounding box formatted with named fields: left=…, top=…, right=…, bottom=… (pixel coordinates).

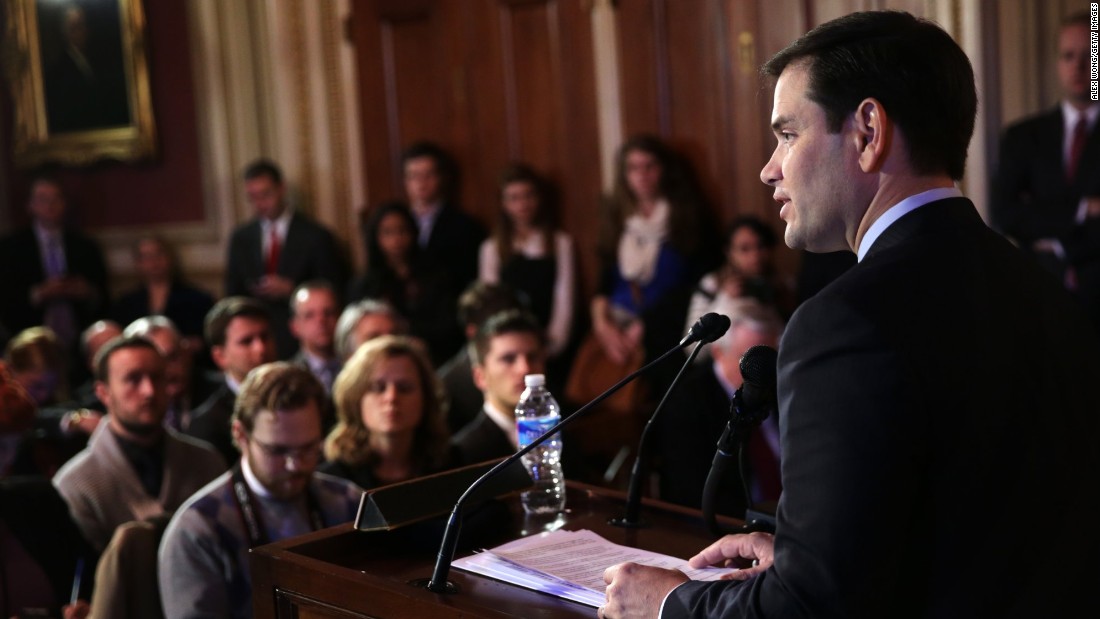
left=158, top=363, right=362, bottom=619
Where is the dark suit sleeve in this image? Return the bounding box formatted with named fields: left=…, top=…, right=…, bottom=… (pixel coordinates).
left=224, top=226, right=252, bottom=297
left=990, top=118, right=1080, bottom=243
left=666, top=295, right=927, bottom=618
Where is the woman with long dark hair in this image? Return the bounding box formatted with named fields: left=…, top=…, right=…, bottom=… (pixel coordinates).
left=478, top=163, right=575, bottom=357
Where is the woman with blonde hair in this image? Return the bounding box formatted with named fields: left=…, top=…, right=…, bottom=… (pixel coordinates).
left=320, top=335, right=454, bottom=489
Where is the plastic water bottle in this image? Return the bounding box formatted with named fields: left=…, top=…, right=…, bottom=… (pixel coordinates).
left=515, top=374, right=566, bottom=514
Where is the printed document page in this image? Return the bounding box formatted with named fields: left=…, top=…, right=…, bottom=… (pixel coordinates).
left=452, top=528, right=737, bottom=607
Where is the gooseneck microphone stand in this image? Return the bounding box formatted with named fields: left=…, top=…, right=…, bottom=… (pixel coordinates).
left=701, top=345, right=778, bottom=538
left=418, top=342, right=689, bottom=593
left=609, top=340, right=705, bottom=528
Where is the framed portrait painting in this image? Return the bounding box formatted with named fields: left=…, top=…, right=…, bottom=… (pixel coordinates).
left=2, top=0, right=156, bottom=166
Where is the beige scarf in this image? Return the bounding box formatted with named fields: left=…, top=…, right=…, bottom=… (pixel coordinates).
left=617, top=199, right=670, bottom=285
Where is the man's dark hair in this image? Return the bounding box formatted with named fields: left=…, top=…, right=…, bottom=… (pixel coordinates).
left=762, top=10, right=977, bottom=180
left=94, top=336, right=160, bottom=382
left=471, top=309, right=543, bottom=367
left=400, top=141, right=457, bottom=203
left=242, top=158, right=283, bottom=185
left=233, top=362, right=325, bottom=437
left=1061, top=11, right=1089, bottom=29
left=204, top=296, right=271, bottom=348
left=457, top=281, right=524, bottom=332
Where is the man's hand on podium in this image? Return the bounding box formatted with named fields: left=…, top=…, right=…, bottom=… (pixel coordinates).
left=600, top=532, right=775, bottom=618
left=600, top=562, right=687, bottom=619
left=688, top=531, right=775, bottom=577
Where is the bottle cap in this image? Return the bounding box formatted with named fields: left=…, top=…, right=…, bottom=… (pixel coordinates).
left=524, top=374, right=546, bottom=387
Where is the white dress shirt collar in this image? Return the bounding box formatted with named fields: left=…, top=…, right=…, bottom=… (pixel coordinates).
left=857, top=186, right=963, bottom=262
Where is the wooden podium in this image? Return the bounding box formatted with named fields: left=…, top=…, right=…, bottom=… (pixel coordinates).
left=250, top=481, right=735, bottom=618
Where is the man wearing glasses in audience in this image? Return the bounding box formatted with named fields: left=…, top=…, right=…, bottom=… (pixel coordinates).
left=158, top=363, right=361, bottom=619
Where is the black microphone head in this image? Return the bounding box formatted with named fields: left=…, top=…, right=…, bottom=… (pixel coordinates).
left=682, top=312, right=732, bottom=345
left=739, top=345, right=778, bottom=390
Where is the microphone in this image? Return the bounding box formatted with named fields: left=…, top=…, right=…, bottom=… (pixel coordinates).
left=416, top=318, right=714, bottom=594
left=612, top=314, right=731, bottom=528
left=680, top=312, right=732, bottom=346
left=702, top=345, right=778, bottom=537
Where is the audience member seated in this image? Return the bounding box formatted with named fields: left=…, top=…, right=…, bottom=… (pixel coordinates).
left=87, top=513, right=172, bottom=619
left=186, top=297, right=277, bottom=466
left=401, top=141, right=485, bottom=295
left=320, top=335, right=454, bottom=490
left=1, top=359, right=88, bottom=479
left=123, top=317, right=197, bottom=432
left=70, top=320, right=122, bottom=412
left=348, top=200, right=461, bottom=366
left=479, top=163, right=576, bottom=359
left=658, top=299, right=784, bottom=517
left=452, top=310, right=545, bottom=465
left=159, top=363, right=361, bottom=619
left=334, top=299, right=405, bottom=361
left=111, top=235, right=215, bottom=355
left=288, top=281, right=343, bottom=395
left=224, top=159, right=347, bottom=359
left=685, top=216, right=795, bottom=342
left=437, top=281, right=524, bottom=434
left=53, top=336, right=225, bottom=551
left=0, top=476, right=97, bottom=618
left=5, top=326, right=68, bottom=408
left=0, top=174, right=108, bottom=357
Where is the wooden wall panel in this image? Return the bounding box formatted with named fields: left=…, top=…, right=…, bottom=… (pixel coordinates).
left=351, top=0, right=601, bottom=291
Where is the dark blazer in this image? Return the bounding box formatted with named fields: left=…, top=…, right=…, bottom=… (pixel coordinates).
left=0, top=227, right=108, bottom=335
left=666, top=198, right=1100, bottom=617
left=657, top=365, right=748, bottom=518
left=184, top=384, right=236, bottom=468
left=421, top=205, right=485, bottom=292
left=224, top=212, right=346, bottom=358
left=451, top=410, right=513, bottom=466
left=111, top=281, right=215, bottom=339
left=992, top=106, right=1100, bottom=324
left=437, top=349, right=482, bottom=435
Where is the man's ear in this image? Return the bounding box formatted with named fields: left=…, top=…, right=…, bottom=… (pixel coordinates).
left=231, top=419, right=247, bottom=453
left=853, top=98, right=889, bottom=173
left=472, top=364, right=487, bottom=392
left=210, top=345, right=227, bottom=371
left=94, top=381, right=109, bottom=407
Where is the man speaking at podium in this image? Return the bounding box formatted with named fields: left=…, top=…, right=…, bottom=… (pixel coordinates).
left=601, top=11, right=1100, bottom=619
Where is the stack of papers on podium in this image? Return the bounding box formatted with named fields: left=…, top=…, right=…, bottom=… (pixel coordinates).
left=452, top=528, right=737, bottom=607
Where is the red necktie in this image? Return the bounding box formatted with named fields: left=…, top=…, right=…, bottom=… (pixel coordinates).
left=1067, top=118, right=1088, bottom=181
left=266, top=227, right=280, bottom=275
left=748, top=427, right=782, bottom=502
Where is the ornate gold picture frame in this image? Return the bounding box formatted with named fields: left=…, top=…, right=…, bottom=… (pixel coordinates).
left=2, top=0, right=156, bottom=166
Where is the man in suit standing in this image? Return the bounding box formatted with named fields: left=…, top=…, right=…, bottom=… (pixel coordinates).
left=601, top=11, right=1100, bottom=618
left=402, top=142, right=485, bottom=291
left=451, top=310, right=545, bottom=465
left=225, top=160, right=346, bottom=359
left=0, top=175, right=108, bottom=351
left=992, top=12, right=1100, bottom=328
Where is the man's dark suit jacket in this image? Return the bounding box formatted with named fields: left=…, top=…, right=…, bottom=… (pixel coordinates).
left=658, top=365, right=749, bottom=518
left=111, top=281, right=215, bottom=340
left=992, top=106, right=1100, bottom=325
left=0, top=227, right=108, bottom=335
left=421, top=205, right=485, bottom=293
left=451, top=410, right=513, bottom=466
left=666, top=198, right=1100, bottom=617
left=224, top=211, right=346, bottom=358
left=437, top=349, right=483, bottom=435
left=184, top=384, right=236, bottom=468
